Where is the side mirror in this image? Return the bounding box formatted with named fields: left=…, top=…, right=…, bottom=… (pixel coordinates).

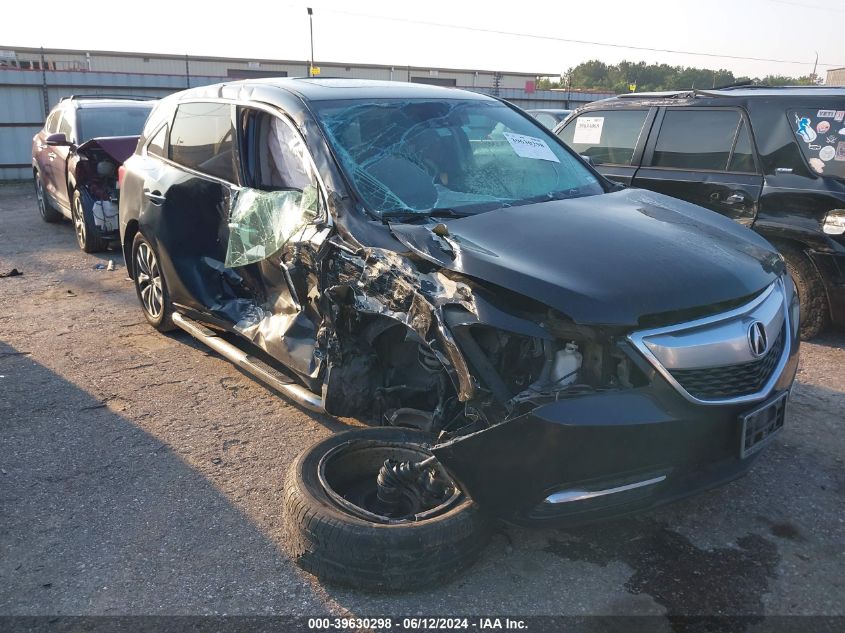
left=580, top=154, right=594, bottom=166
left=45, top=133, right=71, bottom=147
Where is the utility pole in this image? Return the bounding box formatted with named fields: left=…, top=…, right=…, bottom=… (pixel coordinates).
left=307, top=8, right=315, bottom=77
left=811, top=51, right=819, bottom=83
left=185, top=54, right=191, bottom=89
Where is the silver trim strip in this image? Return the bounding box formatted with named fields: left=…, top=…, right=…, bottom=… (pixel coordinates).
left=544, top=475, right=667, bottom=505
left=628, top=278, right=792, bottom=406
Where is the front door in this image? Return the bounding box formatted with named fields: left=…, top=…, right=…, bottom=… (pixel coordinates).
left=632, top=107, right=763, bottom=225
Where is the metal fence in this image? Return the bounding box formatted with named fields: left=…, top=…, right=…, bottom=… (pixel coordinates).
left=0, top=68, right=613, bottom=181
left=0, top=68, right=222, bottom=180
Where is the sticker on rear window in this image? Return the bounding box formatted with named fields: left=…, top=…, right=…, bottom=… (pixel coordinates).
left=818, top=109, right=837, bottom=118
left=572, top=117, right=604, bottom=145
left=795, top=116, right=817, bottom=143
left=502, top=132, right=560, bottom=162
left=835, top=111, right=845, bottom=122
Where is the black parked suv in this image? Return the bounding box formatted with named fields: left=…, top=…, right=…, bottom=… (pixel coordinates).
left=120, top=79, right=798, bottom=590
left=556, top=86, right=845, bottom=339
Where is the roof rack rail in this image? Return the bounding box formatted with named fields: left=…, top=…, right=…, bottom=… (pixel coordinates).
left=59, top=94, right=157, bottom=102
left=616, top=90, right=696, bottom=99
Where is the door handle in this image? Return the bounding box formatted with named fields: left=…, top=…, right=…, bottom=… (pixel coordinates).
left=143, top=189, right=166, bottom=205
left=48, top=152, right=56, bottom=160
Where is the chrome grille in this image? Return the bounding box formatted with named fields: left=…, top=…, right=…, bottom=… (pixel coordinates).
left=668, top=326, right=786, bottom=400
left=628, top=279, right=792, bottom=405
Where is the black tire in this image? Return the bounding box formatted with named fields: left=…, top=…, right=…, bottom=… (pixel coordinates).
left=283, top=427, right=492, bottom=592
left=778, top=242, right=829, bottom=340
left=131, top=232, right=175, bottom=332
left=34, top=171, right=62, bottom=223
left=72, top=189, right=108, bottom=253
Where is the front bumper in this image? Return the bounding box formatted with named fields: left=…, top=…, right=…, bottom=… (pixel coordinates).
left=431, top=325, right=800, bottom=524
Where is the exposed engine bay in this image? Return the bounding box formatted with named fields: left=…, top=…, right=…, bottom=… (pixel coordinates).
left=72, top=137, right=137, bottom=233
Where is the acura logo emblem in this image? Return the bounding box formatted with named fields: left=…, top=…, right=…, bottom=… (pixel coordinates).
left=748, top=322, right=768, bottom=357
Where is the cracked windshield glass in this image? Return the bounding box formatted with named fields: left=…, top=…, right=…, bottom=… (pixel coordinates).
left=315, top=99, right=604, bottom=218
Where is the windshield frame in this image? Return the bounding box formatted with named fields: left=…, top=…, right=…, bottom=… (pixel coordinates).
left=310, top=96, right=612, bottom=221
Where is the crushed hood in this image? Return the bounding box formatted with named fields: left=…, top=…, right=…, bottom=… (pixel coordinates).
left=76, top=135, right=140, bottom=164
left=389, top=189, right=784, bottom=327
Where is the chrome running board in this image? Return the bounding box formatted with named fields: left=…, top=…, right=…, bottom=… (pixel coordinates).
left=172, top=312, right=325, bottom=414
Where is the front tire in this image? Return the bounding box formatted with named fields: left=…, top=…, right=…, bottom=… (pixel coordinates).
left=283, top=427, right=492, bottom=592
left=72, top=189, right=108, bottom=253
left=35, top=171, right=62, bottom=223
left=131, top=232, right=175, bottom=332
left=779, top=243, right=829, bottom=340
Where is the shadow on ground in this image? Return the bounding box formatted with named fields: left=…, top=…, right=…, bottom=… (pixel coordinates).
left=0, top=341, right=324, bottom=615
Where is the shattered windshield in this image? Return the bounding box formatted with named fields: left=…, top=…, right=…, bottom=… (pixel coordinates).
left=314, top=98, right=604, bottom=218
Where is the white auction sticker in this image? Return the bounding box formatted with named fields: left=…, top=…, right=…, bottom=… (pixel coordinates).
left=502, top=132, right=560, bottom=162
left=572, top=117, right=605, bottom=145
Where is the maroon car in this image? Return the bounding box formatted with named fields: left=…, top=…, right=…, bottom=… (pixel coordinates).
left=32, top=96, right=154, bottom=252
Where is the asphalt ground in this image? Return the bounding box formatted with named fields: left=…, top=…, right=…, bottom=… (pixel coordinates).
left=1, top=181, right=843, bottom=629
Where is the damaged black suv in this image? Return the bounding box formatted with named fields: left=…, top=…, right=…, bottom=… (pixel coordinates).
left=120, top=79, right=799, bottom=591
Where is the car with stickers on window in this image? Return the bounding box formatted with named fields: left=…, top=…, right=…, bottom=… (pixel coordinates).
left=32, top=95, right=155, bottom=253
left=556, top=86, right=845, bottom=339
left=119, top=79, right=798, bottom=591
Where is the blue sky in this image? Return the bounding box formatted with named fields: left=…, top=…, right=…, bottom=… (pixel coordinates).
left=2, top=0, right=842, bottom=78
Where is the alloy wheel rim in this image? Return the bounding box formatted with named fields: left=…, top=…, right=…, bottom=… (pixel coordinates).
left=135, top=242, right=163, bottom=319
left=36, top=178, right=46, bottom=217
left=73, top=197, right=86, bottom=247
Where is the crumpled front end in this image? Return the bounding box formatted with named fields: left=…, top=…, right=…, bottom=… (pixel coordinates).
left=428, top=277, right=800, bottom=523
left=72, top=136, right=139, bottom=237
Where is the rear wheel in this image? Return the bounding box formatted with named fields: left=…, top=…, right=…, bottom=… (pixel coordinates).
left=283, top=427, right=492, bottom=592
left=131, top=232, right=175, bottom=332
left=35, top=172, right=62, bottom=223
left=72, top=189, right=108, bottom=253
left=779, top=242, right=829, bottom=340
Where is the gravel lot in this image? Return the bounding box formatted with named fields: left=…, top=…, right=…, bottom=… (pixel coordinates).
left=1, top=180, right=844, bottom=623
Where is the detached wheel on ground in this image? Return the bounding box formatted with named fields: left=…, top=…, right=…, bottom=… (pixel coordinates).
left=131, top=232, right=175, bottom=332
left=34, top=172, right=62, bottom=223
left=72, top=189, right=108, bottom=253
left=283, top=427, right=492, bottom=592
left=778, top=242, right=829, bottom=340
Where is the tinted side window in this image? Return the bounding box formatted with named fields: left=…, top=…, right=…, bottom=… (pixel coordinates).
left=558, top=109, right=649, bottom=166
left=728, top=120, right=755, bottom=173
left=147, top=125, right=167, bottom=158
left=652, top=110, right=740, bottom=171
left=169, top=102, right=236, bottom=182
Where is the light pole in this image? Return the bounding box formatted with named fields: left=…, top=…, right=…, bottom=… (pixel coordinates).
left=307, top=7, right=315, bottom=77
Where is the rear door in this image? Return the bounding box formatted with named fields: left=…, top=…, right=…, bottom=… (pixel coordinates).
left=556, top=108, right=655, bottom=186
left=632, top=107, right=763, bottom=225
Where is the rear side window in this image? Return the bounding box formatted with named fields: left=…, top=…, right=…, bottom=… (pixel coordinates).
left=169, top=102, right=236, bottom=182
left=147, top=125, right=167, bottom=158
left=558, top=109, right=649, bottom=166
left=789, top=108, right=845, bottom=180
left=651, top=109, right=748, bottom=171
